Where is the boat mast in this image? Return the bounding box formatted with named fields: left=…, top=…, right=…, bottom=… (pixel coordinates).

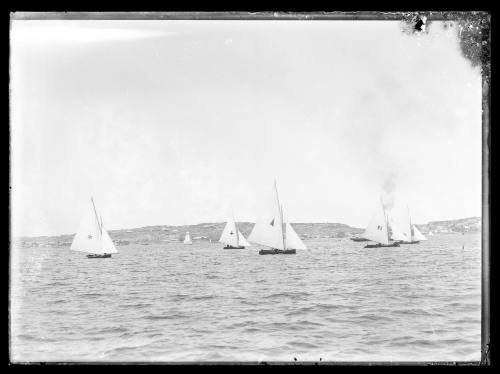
left=407, top=205, right=413, bottom=241
left=232, top=213, right=240, bottom=246
left=281, top=204, right=286, bottom=250
left=274, top=180, right=286, bottom=250
left=381, top=195, right=389, bottom=243
left=90, top=196, right=102, bottom=238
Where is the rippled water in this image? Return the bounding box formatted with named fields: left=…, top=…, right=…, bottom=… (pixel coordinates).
left=10, top=233, right=481, bottom=362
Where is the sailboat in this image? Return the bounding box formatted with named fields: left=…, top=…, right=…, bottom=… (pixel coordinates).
left=361, top=197, right=400, bottom=248
left=248, top=181, right=307, bottom=255
left=397, top=206, right=428, bottom=244
left=388, top=214, right=409, bottom=242
left=70, top=197, right=118, bottom=258
left=183, top=231, right=192, bottom=245
left=219, top=215, right=250, bottom=249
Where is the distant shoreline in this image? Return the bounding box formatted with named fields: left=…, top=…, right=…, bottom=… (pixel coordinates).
left=13, top=217, right=481, bottom=248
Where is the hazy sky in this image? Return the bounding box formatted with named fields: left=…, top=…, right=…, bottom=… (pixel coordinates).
left=10, top=19, right=482, bottom=237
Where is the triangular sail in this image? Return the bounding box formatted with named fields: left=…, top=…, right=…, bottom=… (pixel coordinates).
left=238, top=231, right=250, bottom=247
left=219, top=214, right=251, bottom=247
left=71, top=197, right=117, bottom=254
left=248, top=182, right=285, bottom=250
left=248, top=221, right=284, bottom=249
left=219, top=220, right=239, bottom=247
left=395, top=207, right=412, bottom=242
left=412, top=225, right=427, bottom=241
left=361, top=200, right=389, bottom=245
left=71, top=200, right=102, bottom=253
left=396, top=206, right=425, bottom=242
left=101, top=228, right=118, bottom=254
left=388, top=215, right=408, bottom=241
left=285, top=223, right=307, bottom=250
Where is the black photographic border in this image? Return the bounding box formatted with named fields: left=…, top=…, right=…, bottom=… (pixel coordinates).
left=7, top=10, right=491, bottom=367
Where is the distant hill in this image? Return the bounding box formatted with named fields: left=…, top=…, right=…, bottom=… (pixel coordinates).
left=415, top=216, right=481, bottom=235
left=15, top=217, right=481, bottom=248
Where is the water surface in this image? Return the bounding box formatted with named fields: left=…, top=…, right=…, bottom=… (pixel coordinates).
left=10, top=233, right=481, bottom=362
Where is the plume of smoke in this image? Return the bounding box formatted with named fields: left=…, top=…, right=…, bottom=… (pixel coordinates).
left=380, top=172, right=398, bottom=212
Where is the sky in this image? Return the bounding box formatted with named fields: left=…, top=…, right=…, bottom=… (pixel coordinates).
left=10, top=19, right=483, bottom=237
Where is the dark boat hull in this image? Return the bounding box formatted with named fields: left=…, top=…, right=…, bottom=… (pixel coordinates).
left=223, top=245, right=245, bottom=249
left=259, top=249, right=296, bottom=255
left=397, top=241, right=420, bottom=244
left=350, top=237, right=369, bottom=242
left=87, top=253, right=112, bottom=258
left=364, top=243, right=400, bottom=248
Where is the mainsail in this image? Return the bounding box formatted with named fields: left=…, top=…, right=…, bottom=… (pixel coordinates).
left=248, top=181, right=306, bottom=250
left=388, top=215, right=408, bottom=241
left=219, top=216, right=250, bottom=247
left=248, top=221, right=285, bottom=249
left=397, top=206, right=414, bottom=241
left=361, top=199, right=389, bottom=245
left=71, top=197, right=118, bottom=254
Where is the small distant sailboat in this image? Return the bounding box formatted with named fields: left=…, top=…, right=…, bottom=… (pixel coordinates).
left=219, top=215, right=250, bottom=249
left=361, top=197, right=400, bottom=248
left=70, top=197, right=118, bottom=258
left=248, top=181, right=307, bottom=255
left=183, top=231, right=192, bottom=245
left=397, top=206, right=427, bottom=244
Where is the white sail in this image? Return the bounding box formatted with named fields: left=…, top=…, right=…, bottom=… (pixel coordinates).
left=184, top=231, right=192, bottom=244
left=388, top=215, right=408, bottom=241
left=396, top=207, right=413, bottom=242
left=285, top=223, right=307, bottom=250
left=412, top=225, right=427, bottom=241
left=361, top=200, right=389, bottom=245
left=219, top=215, right=250, bottom=247
left=248, top=182, right=285, bottom=250
left=248, top=221, right=284, bottom=249
left=397, top=206, right=426, bottom=242
left=238, top=231, right=250, bottom=247
left=71, top=201, right=102, bottom=253
left=71, top=198, right=117, bottom=254
left=101, top=229, right=118, bottom=254
left=219, top=220, right=239, bottom=247
left=273, top=183, right=285, bottom=249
